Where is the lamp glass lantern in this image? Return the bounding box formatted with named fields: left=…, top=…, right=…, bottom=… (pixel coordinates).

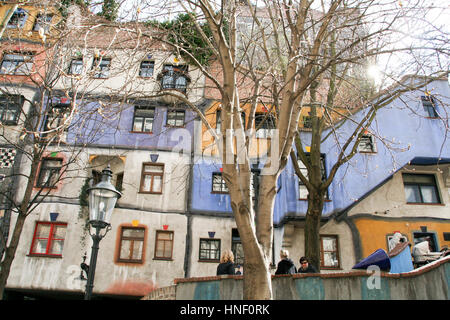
left=87, top=166, right=122, bottom=228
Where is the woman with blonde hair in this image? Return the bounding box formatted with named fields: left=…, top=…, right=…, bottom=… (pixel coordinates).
left=216, top=249, right=236, bottom=275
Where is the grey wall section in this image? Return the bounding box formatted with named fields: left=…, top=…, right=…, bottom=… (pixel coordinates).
left=157, top=257, right=449, bottom=300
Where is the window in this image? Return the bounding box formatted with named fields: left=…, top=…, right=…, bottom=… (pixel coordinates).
left=139, top=60, right=154, bottom=77
left=255, top=113, right=276, bottom=138
left=160, top=65, right=189, bottom=93
left=421, top=96, right=438, bottom=118
left=298, top=153, right=328, bottom=200
left=302, top=114, right=312, bottom=128
left=132, top=106, right=155, bottom=132
left=216, top=110, right=246, bottom=132
left=154, top=230, right=174, bottom=260
left=140, top=163, right=164, bottom=194
left=6, top=9, right=28, bottom=29
left=232, top=228, right=244, bottom=265
left=36, top=158, right=63, bottom=188
left=403, top=173, right=440, bottom=204
left=0, top=95, right=23, bottom=125
left=92, top=57, right=111, bottom=78
left=216, top=109, right=221, bottom=133
left=212, top=172, right=228, bottom=193
left=68, top=58, right=83, bottom=75
left=166, top=110, right=185, bottom=127
left=118, top=227, right=145, bottom=263
left=199, top=238, right=220, bottom=261
left=320, top=235, right=340, bottom=269
left=0, top=52, right=33, bottom=75
left=358, top=134, right=376, bottom=153
left=413, top=232, right=438, bottom=252
left=44, top=104, right=70, bottom=132
left=33, top=14, right=53, bottom=32
left=29, top=222, right=66, bottom=257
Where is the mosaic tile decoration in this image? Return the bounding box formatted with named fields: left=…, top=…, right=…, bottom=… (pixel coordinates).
left=0, top=148, right=16, bottom=168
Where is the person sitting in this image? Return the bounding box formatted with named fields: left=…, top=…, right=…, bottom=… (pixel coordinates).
left=217, top=249, right=236, bottom=275
left=275, top=249, right=297, bottom=275
left=298, top=256, right=318, bottom=273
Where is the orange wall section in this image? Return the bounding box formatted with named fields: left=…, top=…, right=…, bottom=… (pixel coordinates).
left=353, top=217, right=450, bottom=258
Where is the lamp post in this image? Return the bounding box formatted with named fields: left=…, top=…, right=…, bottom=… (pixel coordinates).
left=84, top=165, right=121, bottom=300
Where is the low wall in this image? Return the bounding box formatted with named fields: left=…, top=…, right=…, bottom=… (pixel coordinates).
left=167, top=256, right=450, bottom=300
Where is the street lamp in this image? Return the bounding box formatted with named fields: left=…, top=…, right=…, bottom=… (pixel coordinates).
left=84, top=165, right=122, bottom=300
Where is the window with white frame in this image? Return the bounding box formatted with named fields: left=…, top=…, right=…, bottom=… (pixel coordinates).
left=140, top=163, right=164, bottom=194
left=0, top=95, right=23, bottom=125
left=358, top=134, right=376, bottom=153
left=0, top=52, right=33, bottom=75
left=166, top=109, right=185, bottom=127
left=68, top=58, right=83, bottom=75
left=92, top=57, right=111, bottom=78
left=320, top=235, right=340, bottom=269
left=132, top=106, right=155, bottom=132
left=199, top=238, right=220, bottom=261
left=298, top=153, right=328, bottom=200
left=255, top=113, right=276, bottom=138
left=212, top=172, right=228, bottom=193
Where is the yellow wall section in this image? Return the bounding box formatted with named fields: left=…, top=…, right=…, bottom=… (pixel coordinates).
left=353, top=218, right=450, bottom=257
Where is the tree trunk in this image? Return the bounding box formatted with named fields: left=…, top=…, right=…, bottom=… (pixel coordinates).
left=304, top=194, right=324, bottom=271
left=0, top=211, right=26, bottom=300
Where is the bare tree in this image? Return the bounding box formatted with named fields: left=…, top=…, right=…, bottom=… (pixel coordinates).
left=136, top=0, right=449, bottom=300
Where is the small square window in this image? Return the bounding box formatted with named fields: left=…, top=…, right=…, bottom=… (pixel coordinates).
left=403, top=173, right=440, bottom=204
left=68, top=58, right=83, bottom=75
left=140, top=163, right=164, bottom=194
left=320, top=235, right=340, bottom=269
left=6, top=9, right=28, bottom=29
left=0, top=95, right=23, bottom=125
left=358, top=134, right=376, bottom=153
left=0, top=53, right=33, bottom=75
left=421, top=96, right=438, bottom=118
left=118, top=227, right=145, bottom=263
left=154, top=230, right=174, bottom=260
left=36, top=158, right=63, bottom=188
left=139, top=60, right=154, bottom=77
left=29, top=222, right=67, bottom=257
left=132, top=106, right=155, bottom=132
left=255, top=113, right=276, bottom=138
left=167, top=110, right=185, bottom=127
left=33, top=14, right=53, bottom=32
left=199, top=238, right=220, bottom=261
left=92, top=57, right=111, bottom=78
left=212, top=172, right=228, bottom=193
left=298, top=153, right=328, bottom=200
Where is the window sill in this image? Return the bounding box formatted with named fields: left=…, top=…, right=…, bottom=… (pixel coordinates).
left=298, top=198, right=331, bottom=202
left=164, top=125, right=186, bottom=129
left=358, top=151, right=377, bottom=154
left=139, top=191, right=163, bottom=195
left=153, top=257, right=173, bottom=261
left=130, top=131, right=153, bottom=134
left=211, top=191, right=229, bottom=195
left=27, top=254, right=62, bottom=259
left=116, top=259, right=144, bottom=264
left=198, top=259, right=220, bottom=263
left=405, top=202, right=444, bottom=206
left=138, top=76, right=154, bottom=79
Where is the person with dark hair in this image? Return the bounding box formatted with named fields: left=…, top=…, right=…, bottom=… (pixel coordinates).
left=275, top=249, right=297, bottom=275
left=298, top=256, right=317, bottom=273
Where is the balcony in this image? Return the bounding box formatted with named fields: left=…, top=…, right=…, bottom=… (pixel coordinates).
left=157, top=65, right=191, bottom=104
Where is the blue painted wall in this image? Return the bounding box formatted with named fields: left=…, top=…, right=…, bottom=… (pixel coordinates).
left=190, top=79, right=450, bottom=225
